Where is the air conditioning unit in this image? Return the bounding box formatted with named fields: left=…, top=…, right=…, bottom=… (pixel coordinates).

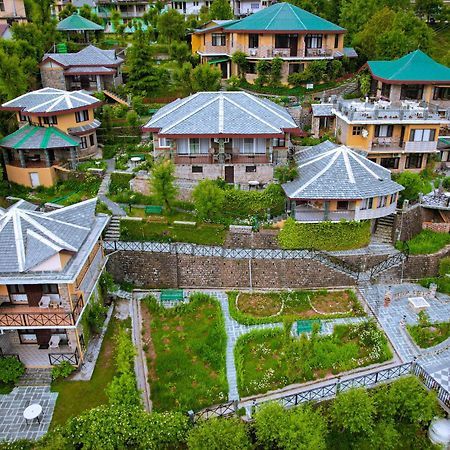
left=214, top=138, right=219, bottom=143
left=249, top=49, right=257, bottom=56
left=224, top=138, right=230, bottom=143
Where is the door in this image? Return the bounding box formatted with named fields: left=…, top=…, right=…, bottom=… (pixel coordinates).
left=224, top=166, right=234, bottom=184
left=35, top=330, right=52, bottom=349
left=399, top=126, right=405, bottom=147
left=80, top=76, right=90, bottom=89
left=289, top=34, right=298, bottom=57
left=25, top=285, right=43, bottom=307
left=29, top=172, right=40, bottom=187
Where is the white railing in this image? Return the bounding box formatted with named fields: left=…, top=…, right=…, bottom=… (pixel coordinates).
left=403, top=140, right=438, bottom=153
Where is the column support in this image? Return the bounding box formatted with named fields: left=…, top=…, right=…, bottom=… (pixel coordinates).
left=18, top=149, right=26, bottom=168
left=69, top=147, right=78, bottom=170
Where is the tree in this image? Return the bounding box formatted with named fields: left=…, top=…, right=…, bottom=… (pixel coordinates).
left=358, top=72, right=371, bottom=97
left=150, top=159, right=178, bottom=212
left=232, top=51, right=248, bottom=80
left=193, top=180, right=225, bottom=222
left=209, top=0, right=233, bottom=20
left=394, top=171, right=432, bottom=204
left=199, top=5, right=211, bottom=23
left=187, top=418, right=251, bottom=450
left=79, top=4, right=103, bottom=26
left=274, top=163, right=299, bottom=184
left=255, top=60, right=271, bottom=86
left=254, top=402, right=327, bottom=450
left=270, top=57, right=283, bottom=87
left=415, top=0, right=444, bottom=21
left=191, top=64, right=222, bottom=91
left=59, top=3, right=77, bottom=19
left=174, top=62, right=196, bottom=95
left=157, top=10, right=186, bottom=43
left=169, top=41, right=191, bottom=67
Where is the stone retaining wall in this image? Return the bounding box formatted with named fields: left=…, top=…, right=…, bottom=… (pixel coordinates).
left=423, top=222, right=450, bottom=233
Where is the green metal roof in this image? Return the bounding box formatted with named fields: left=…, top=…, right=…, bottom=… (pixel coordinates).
left=224, top=2, right=345, bottom=32
left=367, top=50, right=450, bottom=84
left=207, top=58, right=229, bottom=64
left=57, top=13, right=104, bottom=31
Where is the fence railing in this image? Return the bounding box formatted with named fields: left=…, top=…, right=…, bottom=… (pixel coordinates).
left=48, top=348, right=79, bottom=366
left=369, top=243, right=409, bottom=280
left=0, top=348, right=21, bottom=362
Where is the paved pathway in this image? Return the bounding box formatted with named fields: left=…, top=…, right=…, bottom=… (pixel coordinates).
left=97, top=158, right=127, bottom=216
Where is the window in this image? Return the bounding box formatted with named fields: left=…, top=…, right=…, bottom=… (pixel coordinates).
left=43, top=115, right=58, bottom=125
left=441, top=151, right=450, bottom=162
left=8, top=285, right=25, bottom=294
left=305, top=34, right=323, bottom=49
left=380, top=157, right=399, bottom=169
left=247, top=62, right=256, bottom=74
left=42, top=284, right=58, bottom=294
left=189, top=138, right=200, bottom=154
left=378, top=196, right=388, bottom=208
left=246, top=165, right=257, bottom=172
left=192, top=166, right=203, bottom=173
left=334, top=34, right=339, bottom=49
left=405, top=153, right=424, bottom=169
left=19, top=112, right=27, bottom=122
left=400, top=84, right=424, bottom=100
left=75, top=110, right=89, bottom=123
left=337, top=201, right=349, bottom=210
left=89, top=134, right=95, bottom=146
left=289, top=63, right=304, bottom=75
left=352, top=126, right=363, bottom=136
left=360, top=197, right=373, bottom=210
left=251, top=3, right=260, bottom=8
left=275, top=34, right=290, bottom=48
left=433, top=87, right=450, bottom=100
left=212, top=33, right=226, bottom=46
left=409, top=129, right=435, bottom=142
left=80, top=136, right=88, bottom=149
left=158, top=138, right=172, bottom=148
left=375, top=125, right=393, bottom=137
left=0, top=1, right=4, bottom=12
left=243, top=138, right=253, bottom=153
left=272, top=138, right=285, bottom=147
left=381, top=83, right=391, bottom=99
left=248, top=34, right=259, bottom=48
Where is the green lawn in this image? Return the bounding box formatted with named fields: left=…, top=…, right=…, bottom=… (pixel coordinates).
left=50, top=315, right=119, bottom=427
left=235, top=321, right=392, bottom=397
left=143, top=294, right=228, bottom=412
left=120, top=219, right=227, bottom=245
left=228, top=290, right=365, bottom=325
left=399, top=229, right=450, bottom=255
left=407, top=322, right=450, bottom=348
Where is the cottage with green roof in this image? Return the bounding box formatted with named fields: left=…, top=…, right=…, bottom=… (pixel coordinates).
left=366, top=50, right=450, bottom=111
left=192, top=2, right=355, bottom=83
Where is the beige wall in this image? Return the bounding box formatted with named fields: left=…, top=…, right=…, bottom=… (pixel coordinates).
left=5, top=164, right=57, bottom=188
left=0, top=0, right=26, bottom=21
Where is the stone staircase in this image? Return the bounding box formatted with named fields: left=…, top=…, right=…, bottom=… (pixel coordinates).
left=104, top=215, right=121, bottom=241
left=103, top=90, right=130, bottom=107
left=373, top=215, right=395, bottom=244
left=18, top=368, right=52, bottom=387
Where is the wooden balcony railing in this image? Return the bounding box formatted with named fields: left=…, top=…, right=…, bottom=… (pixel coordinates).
left=304, top=48, right=334, bottom=57
left=174, top=151, right=270, bottom=165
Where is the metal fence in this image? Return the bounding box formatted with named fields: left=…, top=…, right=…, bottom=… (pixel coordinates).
left=48, top=348, right=79, bottom=366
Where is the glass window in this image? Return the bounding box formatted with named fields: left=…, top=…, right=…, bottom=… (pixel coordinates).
left=43, top=115, right=58, bottom=125
left=352, top=126, right=363, bottom=136
left=246, top=165, right=256, bottom=172
left=251, top=2, right=260, bottom=8
left=400, top=84, right=424, bottom=100
left=247, top=62, right=256, bottom=74
left=375, top=125, right=393, bottom=137
left=0, top=1, right=4, bottom=12
left=8, top=285, right=25, bottom=294
left=334, top=34, right=339, bottom=49
left=43, top=284, right=59, bottom=294
left=272, top=138, right=286, bottom=147
left=337, top=201, right=349, bottom=210
left=243, top=138, right=254, bottom=153
left=409, top=129, right=436, bottom=142
left=248, top=34, right=259, bottom=48
left=158, top=138, right=172, bottom=148
left=289, top=63, right=304, bottom=74
left=405, top=153, right=424, bottom=169
left=192, top=166, right=203, bottom=173
left=305, top=34, right=323, bottom=49
left=89, top=134, right=95, bottom=146
left=80, top=136, right=88, bottom=149
left=212, top=33, right=226, bottom=46
left=360, top=197, right=373, bottom=210
left=275, top=34, right=290, bottom=48
left=433, top=87, right=450, bottom=100
left=380, top=157, right=399, bottom=169
left=381, top=83, right=391, bottom=98
left=189, top=138, right=200, bottom=154
left=75, top=110, right=89, bottom=123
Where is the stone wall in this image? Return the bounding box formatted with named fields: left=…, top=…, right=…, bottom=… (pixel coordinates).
left=394, top=204, right=424, bottom=242
left=422, top=222, right=450, bottom=233
left=40, top=67, right=66, bottom=90
left=223, top=229, right=279, bottom=249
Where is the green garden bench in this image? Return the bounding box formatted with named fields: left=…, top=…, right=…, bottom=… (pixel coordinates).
left=129, top=154, right=146, bottom=161
left=296, top=319, right=321, bottom=334
left=160, top=289, right=184, bottom=302
left=148, top=108, right=159, bottom=115
left=145, top=205, right=163, bottom=215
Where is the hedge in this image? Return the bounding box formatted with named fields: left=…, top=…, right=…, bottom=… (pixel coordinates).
left=278, top=218, right=371, bottom=251
left=109, top=173, right=134, bottom=196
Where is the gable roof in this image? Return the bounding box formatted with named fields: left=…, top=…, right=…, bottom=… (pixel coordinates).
left=57, top=12, right=104, bottom=31
left=1, top=88, right=101, bottom=116
left=142, top=91, right=298, bottom=137
left=0, top=124, right=80, bottom=150
left=282, top=141, right=403, bottom=200
left=42, top=45, right=123, bottom=68
left=367, top=50, right=450, bottom=84
left=0, top=198, right=98, bottom=273
left=218, top=2, right=345, bottom=33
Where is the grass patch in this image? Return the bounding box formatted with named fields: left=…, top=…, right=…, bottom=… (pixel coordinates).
left=407, top=322, right=450, bottom=348
left=229, top=290, right=365, bottom=325
left=77, top=160, right=107, bottom=172
left=120, top=219, right=227, bottom=245
left=50, top=314, right=119, bottom=427
left=397, top=229, right=450, bottom=255
left=143, top=294, right=228, bottom=411
left=235, top=321, right=392, bottom=397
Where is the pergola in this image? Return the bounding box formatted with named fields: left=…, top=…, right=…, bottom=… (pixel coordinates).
left=57, top=12, right=104, bottom=43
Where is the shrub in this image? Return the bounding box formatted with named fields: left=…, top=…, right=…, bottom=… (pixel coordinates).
left=443, top=176, right=450, bottom=190
left=192, top=179, right=225, bottom=221
left=274, top=163, right=298, bottom=184
left=150, top=159, right=178, bottom=212
left=394, top=171, right=432, bottom=204
left=51, top=361, right=75, bottom=381
left=0, top=357, right=25, bottom=384
left=256, top=60, right=271, bottom=86
left=127, top=110, right=139, bottom=127
left=270, top=57, right=283, bottom=87
left=106, top=372, right=141, bottom=407
left=187, top=418, right=251, bottom=450
left=109, top=172, right=133, bottom=195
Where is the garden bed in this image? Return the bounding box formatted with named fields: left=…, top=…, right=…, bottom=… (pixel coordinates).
left=143, top=294, right=228, bottom=411
left=229, top=290, right=365, bottom=325
left=235, top=321, right=392, bottom=397
left=397, top=229, right=450, bottom=255
left=407, top=321, right=450, bottom=348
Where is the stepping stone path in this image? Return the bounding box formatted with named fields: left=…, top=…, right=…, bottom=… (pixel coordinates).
left=17, top=369, right=52, bottom=387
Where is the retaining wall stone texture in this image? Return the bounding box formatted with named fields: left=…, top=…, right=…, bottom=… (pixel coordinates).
left=422, top=222, right=450, bottom=233
left=394, top=204, right=424, bottom=242
left=223, top=229, right=280, bottom=249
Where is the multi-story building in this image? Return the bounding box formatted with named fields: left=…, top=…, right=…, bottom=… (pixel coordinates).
left=192, top=2, right=356, bottom=82
left=0, top=0, right=27, bottom=24
left=283, top=140, right=403, bottom=223
left=0, top=198, right=108, bottom=368
left=96, top=0, right=151, bottom=31
left=366, top=50, right=450, bottom=115
left=330, top=97, right=450, bottom=172
left=142, top=91, right=299, bottom=186
left=40, top=45, right=124, bottom=92
left=0, top=88, right=102, bottom=187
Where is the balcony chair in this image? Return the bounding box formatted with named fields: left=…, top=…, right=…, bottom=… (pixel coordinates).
left=38, top=296, right=51, bottom=308
left=49, top=335, right=60, bottom=349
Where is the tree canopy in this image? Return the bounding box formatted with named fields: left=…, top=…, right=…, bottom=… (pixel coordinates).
left=157, top=9, right=186, bottom=43
left=209, top=0, right=233, bottom=20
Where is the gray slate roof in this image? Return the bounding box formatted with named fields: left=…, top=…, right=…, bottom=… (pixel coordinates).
left=0, top=198, right=100, bottom=274
left=143, top=91, right=298, bottom=136
left=312, top=103, right=334, bottom=117
left=2, top=88, right=100, bottom=114
left=67, top=118, right=101, bottom=135
left=44, top=45, right=123, bottom=68
left=282, top=141, right=403, bottom=200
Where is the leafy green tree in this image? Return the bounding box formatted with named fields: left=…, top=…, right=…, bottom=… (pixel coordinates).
left=111, top=9, right=126, bottom=44
left=157, top=9, right=186, bottom=43
left=358, top=72, right=372, bottom=97
left=394, top=171, right=432, bottom=204
left=270, top=57, right=283, bottom=87
left=415, top=0, right=444, bottom=21
left=174, top=62, right=195, bottom=95
left=209, top=0, right=233, bottom=19
left=0, top=49, right=30, bottom=100
left=274, top=163, right=299, bottom=184
left=187, top=418, right=251, bottom=450
left=199, top=5, right=211, bottom=23
left=79, top=4, right=103, bottom=26
left=232, top=51, right=248, bottom=80
left=0, top=356, right=25, bottom=383
left=150, top=159, right=178, bottom=211
left=193, top=180, right=225, bottom=222
left=191, top=64, right=222, bottom=91
left=254, top=402, right=327, bottom=450
left=59, top=3, right=77, bottom=19
left=169, top=41, right=191, bottom=66
left=256, top=60, right=271, bottom=86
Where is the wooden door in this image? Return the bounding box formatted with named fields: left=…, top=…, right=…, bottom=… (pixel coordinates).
left=289, top=35, right=298, bottom=57
left=35, top=330, right=51, bottom=348
left=25, top=285, right=43, bottom=307
left=224, top=166, right=234, bottom=184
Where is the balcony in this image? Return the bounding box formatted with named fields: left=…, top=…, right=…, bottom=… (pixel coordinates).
left=174, top=150, right=271, bottom=165
left=370, top=137, right=438, bottom=153
left=304, top=48, right=334, bottom=58
left=294, top=207, right=355, bottom=222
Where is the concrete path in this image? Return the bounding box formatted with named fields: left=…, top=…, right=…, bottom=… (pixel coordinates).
left=97, top=158, right=127, bottom=216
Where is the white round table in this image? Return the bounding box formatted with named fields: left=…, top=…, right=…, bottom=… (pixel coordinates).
left=130, top=156, right=141, bottom=167
left=23, top=403, right=42, bottom=424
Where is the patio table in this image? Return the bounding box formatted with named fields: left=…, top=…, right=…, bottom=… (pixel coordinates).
left=23, top=403, right=42, bottom=424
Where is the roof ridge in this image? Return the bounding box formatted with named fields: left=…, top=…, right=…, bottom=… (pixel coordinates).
left=286, top=2, right=306, bottom=30
left=265, top=3, right=285, bottom=30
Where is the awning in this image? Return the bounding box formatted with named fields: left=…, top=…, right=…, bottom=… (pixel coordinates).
left=207, top=58, right=229, bottom=65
